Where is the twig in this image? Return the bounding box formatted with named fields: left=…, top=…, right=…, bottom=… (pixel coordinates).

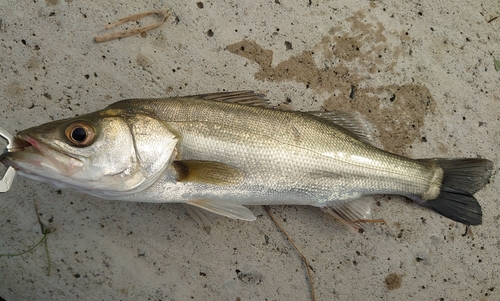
left=487, top=16, right=498, bottom=23
left=94, top=9, right=170, bottom=43
left=264, top=206, right=316, bottom=301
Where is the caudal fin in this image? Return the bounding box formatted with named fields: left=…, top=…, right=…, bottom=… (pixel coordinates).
left=415, top=158, right=493, bottom=225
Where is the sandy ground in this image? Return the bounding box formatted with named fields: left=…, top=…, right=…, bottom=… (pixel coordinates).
left=0, top=1, right=499, bottom=300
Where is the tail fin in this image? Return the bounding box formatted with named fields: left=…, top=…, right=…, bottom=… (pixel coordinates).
left=415, top=158, right=493, bottom=225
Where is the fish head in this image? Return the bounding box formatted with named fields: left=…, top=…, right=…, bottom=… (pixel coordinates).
left=1, top=108, right=178, bottom=197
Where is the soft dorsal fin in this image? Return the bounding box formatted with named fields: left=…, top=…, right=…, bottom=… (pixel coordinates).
left=194, top=91, right=272, bottom=108
left=187, top=199, right=257, bottom=221
left=307, top=111, right=375, bottom=145
left=172, top=160, right=244, bottom=185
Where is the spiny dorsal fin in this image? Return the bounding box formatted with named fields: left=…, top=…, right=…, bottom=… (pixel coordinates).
left=308, top=111, right=375, bottom=145
left=194, top=91, right=272, bottom=108
left=187, top=199, right=256, bottom=221
left=172, top=160, right=244, bottom=185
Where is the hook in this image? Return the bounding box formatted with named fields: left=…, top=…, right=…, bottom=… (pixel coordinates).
left=0, top=126, right=24, bottom=192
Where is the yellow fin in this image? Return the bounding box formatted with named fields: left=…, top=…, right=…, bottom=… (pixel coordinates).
left=172, top=160, right=244, bottom=185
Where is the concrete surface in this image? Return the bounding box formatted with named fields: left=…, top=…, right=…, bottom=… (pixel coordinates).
left=0, top=0, right=499, bottom=300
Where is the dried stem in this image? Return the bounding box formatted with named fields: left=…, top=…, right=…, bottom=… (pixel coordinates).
left=95, top=9, right=170, bottom=43
left=264, top=206, right=316, bottom=301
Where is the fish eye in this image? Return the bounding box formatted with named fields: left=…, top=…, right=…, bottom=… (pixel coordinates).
left=65, top=121, right=96, bottom=147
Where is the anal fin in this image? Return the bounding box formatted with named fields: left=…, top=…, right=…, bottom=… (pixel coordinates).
left=322, top=197, right=375, bottom=230
left=187, top=199, right=256, bottom=221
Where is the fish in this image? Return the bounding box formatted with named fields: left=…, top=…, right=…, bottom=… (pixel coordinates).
left=0, top=91, right=493, bottom=233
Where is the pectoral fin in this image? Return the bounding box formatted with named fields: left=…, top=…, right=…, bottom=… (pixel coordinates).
left=187, top=199, right=256, bottom=221
left=173, top=160, right=244, bottom=185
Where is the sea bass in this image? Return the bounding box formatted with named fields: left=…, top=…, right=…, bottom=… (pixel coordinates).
left=0, top=91, right=493, bottom=232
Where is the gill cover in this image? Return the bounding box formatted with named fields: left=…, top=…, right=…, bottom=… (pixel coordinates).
left=90, top=109, right=179, bottom=197
left=118, top=112, right=179, bottom=196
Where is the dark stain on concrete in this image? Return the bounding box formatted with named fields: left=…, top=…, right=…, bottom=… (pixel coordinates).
left=226, top=10, right=436, bottom=155
left=385, top=273, right=402, bottom=290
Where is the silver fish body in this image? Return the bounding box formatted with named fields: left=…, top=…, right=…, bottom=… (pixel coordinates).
left=1, top=91, right=493, bottom=229
left=112, top=95, right=439, bottom=203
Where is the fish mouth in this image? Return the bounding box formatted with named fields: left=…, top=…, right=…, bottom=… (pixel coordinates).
left=1, top=134, right=83, bottom=177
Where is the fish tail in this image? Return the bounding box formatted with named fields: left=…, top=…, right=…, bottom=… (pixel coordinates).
left=413, top=158, right=493, bottom=225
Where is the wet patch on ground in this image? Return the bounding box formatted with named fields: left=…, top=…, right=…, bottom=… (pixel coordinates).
left=227, top=10, right=436, bottom=155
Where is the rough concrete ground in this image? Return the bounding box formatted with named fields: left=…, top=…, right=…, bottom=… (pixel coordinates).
left=0, top=0, right=499, bottom=300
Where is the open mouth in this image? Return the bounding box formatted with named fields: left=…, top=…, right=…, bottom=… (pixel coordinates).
left=2, top=134, right=83, bottom=177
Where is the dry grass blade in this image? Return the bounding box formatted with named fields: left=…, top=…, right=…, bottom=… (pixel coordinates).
left=264, top=206, right=316, bottom=301
left=0, top=200, right=53, bottom=276
left=487, top=16, right=498, bottom=23
left=95, top=9, right=170, bottom=43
